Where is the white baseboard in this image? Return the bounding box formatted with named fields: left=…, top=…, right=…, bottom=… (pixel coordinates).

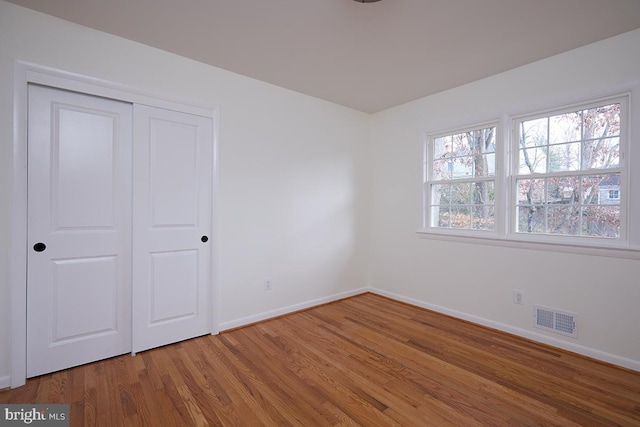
left=0, top=375, right=10, bottom=390
left=369, top=287, right=640, bottom=373
left=219, top=287, right=368, bottom=332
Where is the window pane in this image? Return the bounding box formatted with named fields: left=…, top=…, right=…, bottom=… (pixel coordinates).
left=547, top=176, right=578, bottom=204
left=433, top=135, right=453, bottom=158
left=450, top=156, right=473, bottom=178
left=432, top=183, right=472, bottom=206
left=432, top=158, right=452, bottom=180
left=466, top=128, right=496, bottom=156
left=581, top=174, right=620, bottom=205
left=520, top=118, right=547, bottom=148
left=547, top=206, right=580, bottom=236
left=472, top=205, right=495, bottom=230
left=431, top=184, right=450, bottom=205
left=431, top=205, right=449, bottom=228
left=517, top=205, right=545, bottom=233
left=517, top=179, right=545, bottom=205
left=452, top=133, right=472, bottom=156
left=583, top=137, right=619, bottom=170
left=519, top=147, right=547, bottom=174
left=433, top=204, right=468, bottom=228
left=473, top=152, right=495, bottom=177
left=450, top=205, right=471, bottom=229
left=549, top=112, right=581, bottom=144
left=581, top=175, right=600, bottom=205
left=582, top=206, right=620, bottom=238
left=473, top=180, right=495, bottom=204
left=548, top=142, right=580, bottom=172
left=485, top=152, right=496, bottom=177
left=472, top=181, right=495, bottom=230
left=582, top=104, right=620, bottom=140
left=449, top=182, right=472, bottom=204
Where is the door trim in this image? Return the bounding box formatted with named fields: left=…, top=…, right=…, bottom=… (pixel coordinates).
left=11, top=61, right=220, bottom=388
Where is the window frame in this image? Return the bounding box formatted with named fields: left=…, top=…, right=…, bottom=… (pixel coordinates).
left=508, top=95, right=629, bottom=247
left=421, top=120, right=501, bottom=237
left=418, top=92, right=639, bottom=259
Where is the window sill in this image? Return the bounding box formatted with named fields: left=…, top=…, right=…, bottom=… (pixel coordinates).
left=416, top=229, right=640, bottom=260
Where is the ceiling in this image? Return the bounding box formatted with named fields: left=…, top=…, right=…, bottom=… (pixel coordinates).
left=7, top=0, right=640, bottom=113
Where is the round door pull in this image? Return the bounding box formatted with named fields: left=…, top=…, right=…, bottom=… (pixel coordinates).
left=33, top=242, right=46, bottom=252
left=201, top=235, right=209, bottom=243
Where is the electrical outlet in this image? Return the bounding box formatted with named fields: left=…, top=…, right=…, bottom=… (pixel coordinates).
left=264, top=278, right=272, bottom=291
left=513, top=290, right=524, bottom=305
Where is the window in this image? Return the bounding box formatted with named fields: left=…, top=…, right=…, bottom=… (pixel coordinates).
left=421, top=95, right=631, bottom=250
left=513, top=99, right=625, bottom=239
left=424, top=124, right=497, bottom=231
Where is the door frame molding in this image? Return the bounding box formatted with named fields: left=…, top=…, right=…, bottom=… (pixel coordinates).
left=11, top=61, right=220, bottom=388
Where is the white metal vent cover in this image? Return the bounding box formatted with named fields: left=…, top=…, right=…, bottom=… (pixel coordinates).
left=533, top=305, right=578, bottom=338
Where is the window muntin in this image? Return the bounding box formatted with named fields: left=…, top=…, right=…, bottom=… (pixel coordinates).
left=514, top=100, right=624, bottom=240
left=427, top=125, right=497, bottom=231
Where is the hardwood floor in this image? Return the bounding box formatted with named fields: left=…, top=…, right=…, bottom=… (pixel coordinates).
left=2, top=293, right=640, bottom=426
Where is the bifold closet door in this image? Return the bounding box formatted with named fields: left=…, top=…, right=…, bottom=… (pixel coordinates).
left=132, top=105, right=213, bottom=353
left=27, top=85, right=133, bottom=377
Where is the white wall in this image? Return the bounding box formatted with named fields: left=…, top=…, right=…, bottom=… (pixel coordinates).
left=0, top=1, right=370, bottom=383
left=368, top=29, right=640, bottom=369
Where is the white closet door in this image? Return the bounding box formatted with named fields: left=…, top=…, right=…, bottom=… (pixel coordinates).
left=27, top=85, right=133, bottom=377
left=132, top=105, right=213, bottom=353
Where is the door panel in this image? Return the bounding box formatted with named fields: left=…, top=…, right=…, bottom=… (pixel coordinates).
left=133, top=105, right=212, bottom=353
left=150, top=120, right=199, bottom=227
left=51, top=256, right=119, bottom=343
left=149, top=250, right=198, bottom=323
left=54, top=108, right=117, bottom=229
left=27, top=85, right=132, bottom=377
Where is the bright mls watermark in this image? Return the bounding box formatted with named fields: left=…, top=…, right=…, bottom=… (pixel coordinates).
left=0, top=405, right=69, bottom=426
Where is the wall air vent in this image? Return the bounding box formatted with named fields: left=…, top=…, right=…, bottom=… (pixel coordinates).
left=533, top=305, right=578, bottom=338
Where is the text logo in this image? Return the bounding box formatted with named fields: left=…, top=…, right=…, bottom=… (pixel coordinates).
left=0, top=405, right=69, bottom=426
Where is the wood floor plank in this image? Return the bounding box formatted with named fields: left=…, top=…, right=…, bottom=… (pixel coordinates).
left=293, top=311, right=531, bottom=425
left=2, top=293, right=640, bottom=426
